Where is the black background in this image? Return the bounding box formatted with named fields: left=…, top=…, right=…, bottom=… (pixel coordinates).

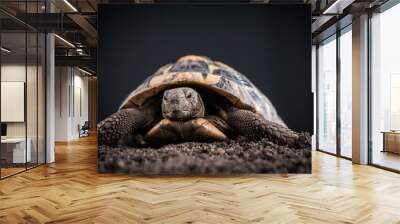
left=98, top=4, right=312, bottom=132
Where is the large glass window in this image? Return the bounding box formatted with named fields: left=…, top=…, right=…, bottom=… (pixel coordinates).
left=317, top=27, right=353, bottom=158
left=317, top=36, right=337, bottom=154
left=370, top=3, right=400, bottom=171
left=339, top=28, right=352, bottom=158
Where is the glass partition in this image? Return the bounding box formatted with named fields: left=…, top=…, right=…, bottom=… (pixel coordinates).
left=0, top=2, right=46, bottom=179
left=1, top=31, right=28, bottom=177
left=317, top=35, right=337, bottom=154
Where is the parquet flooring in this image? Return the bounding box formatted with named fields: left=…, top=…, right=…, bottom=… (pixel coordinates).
left=1, top=167, right=26, bottom=178
left=1, top=136, right=400, bottom=223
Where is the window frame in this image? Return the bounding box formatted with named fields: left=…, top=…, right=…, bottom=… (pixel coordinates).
left=315, top=24, right=353, bottom=161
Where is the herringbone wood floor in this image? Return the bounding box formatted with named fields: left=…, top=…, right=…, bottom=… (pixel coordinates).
left=1, top=136, right=400, bottom=224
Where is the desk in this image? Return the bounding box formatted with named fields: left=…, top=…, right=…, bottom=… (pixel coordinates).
left=1, top=138, right=31, bottom=163
left=382, top=131, right=400, bottom=154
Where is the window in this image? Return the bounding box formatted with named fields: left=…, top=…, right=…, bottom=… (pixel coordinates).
left=339, top=28, right=352, bottom=158
left=317, top=25, right=353, bottom=159
left=317, top=36, right=337, bottom=154
left=370, top=2, right=400, bottom=171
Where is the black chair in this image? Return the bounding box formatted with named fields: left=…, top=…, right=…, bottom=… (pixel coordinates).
left=79, top=121, right=90, bottom=138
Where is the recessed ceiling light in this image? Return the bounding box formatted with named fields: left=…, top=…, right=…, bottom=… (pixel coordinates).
left=1, top=47, right=11, bottom=53
left=78, top=67, right=92, bottom=76
left=63, top=0, right=78, bottom=12
left=322, top=0, right=354, bottom=15
left=54, top=34, right=75, bottom=48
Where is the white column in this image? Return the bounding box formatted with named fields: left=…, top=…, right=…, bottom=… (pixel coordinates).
left=352, top=14, right=369, bottom=164
left=46, top=32, right=55, bottom=163
left=312, top=45, right=317, bottom=150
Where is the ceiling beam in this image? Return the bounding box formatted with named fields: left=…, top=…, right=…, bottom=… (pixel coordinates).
left=51, top=0, right=97, bottom=47
left=55, top=55, right=96, bottom=71
left=67, top=13, right=97, bottom=46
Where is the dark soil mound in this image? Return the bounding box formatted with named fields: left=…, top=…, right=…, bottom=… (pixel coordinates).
left=98, top=136, right=311, bottom=175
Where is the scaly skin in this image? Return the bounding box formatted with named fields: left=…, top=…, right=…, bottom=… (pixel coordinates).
left=97, top=98, right=161, bottom=146
left=226, top=109, right=310, bottom=148
left=97, top=108, right=147, bottom=146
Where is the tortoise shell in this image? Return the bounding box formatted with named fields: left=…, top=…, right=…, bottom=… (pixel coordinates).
left=120, top=55, right=286, bottom=126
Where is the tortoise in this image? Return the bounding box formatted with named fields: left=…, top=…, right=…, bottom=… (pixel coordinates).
left=98, top=55, right=309, bottom=148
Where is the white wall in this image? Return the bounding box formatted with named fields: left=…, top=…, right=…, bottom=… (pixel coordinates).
left=55, top=67, right=89, bottom=141
left=1, top=65, right=42, bottom=137
left=1, top=63, right=46, bottom=164
left=1, top=65, right=26, bottom=138
left=71, top=73, right=89, bottom=138
left=55, top=66, right=69, bottom=141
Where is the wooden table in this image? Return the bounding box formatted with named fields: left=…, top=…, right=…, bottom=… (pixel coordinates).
left=382, top=131, right=400, bottom=154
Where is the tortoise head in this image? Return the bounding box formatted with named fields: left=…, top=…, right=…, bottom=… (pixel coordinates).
left=162, top=87, right=205, bottom=121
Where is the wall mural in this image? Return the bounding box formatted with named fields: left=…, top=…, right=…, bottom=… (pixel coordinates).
left=97, top=5, right=312, bottom=174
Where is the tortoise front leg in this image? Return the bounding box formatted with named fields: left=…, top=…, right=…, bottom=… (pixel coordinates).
left=226, top=109, right=310, bottom=148
left=98, top=108, right=151, bottom=146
